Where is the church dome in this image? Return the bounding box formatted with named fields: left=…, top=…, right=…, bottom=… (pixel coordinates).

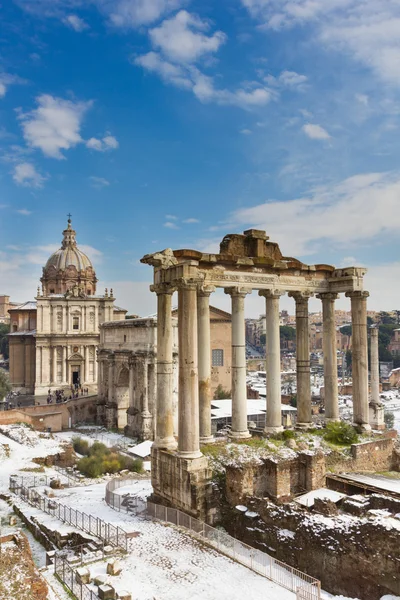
left=41, top=217, right=97, bottom=296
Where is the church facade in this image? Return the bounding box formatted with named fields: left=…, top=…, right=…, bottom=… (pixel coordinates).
left=8, top=218, right=126, bottom=395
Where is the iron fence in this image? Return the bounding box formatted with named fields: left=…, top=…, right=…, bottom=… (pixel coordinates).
left=105, top=477, right=148, bottom=516
left=54, top=553, right=99, bottom=600
left=9, top=476, right=128, bottom=552
left=146, top=502, right=321, bottom=600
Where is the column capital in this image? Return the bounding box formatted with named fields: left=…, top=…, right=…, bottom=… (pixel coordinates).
left=288, top=290, right=314, bottom=301
left=150, top=283, right=176, bottom=295
left=258, top=289, right=284, bottom=299
left=345, top=290, right=369, bottom=299
left=316, top=292, right=339, bottom=301
left=224, top=286, right=251, bottom=298
left=197, top=284, right=215, bottom=297
left=177, top=277, right=202, bottom=291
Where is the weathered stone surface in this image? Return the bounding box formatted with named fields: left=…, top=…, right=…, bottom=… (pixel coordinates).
left=106, top=559, right=122, bottom=576
left=76, top=567, right=91, bottom=585
left=116, top=592, right=131, bottom=600
left=94, top=575, right=107, bottom=586
left=98, top=584, right=116, bottom=600
left=49, top=479, right=62, bottom=490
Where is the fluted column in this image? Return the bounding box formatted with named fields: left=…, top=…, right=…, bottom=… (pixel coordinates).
left=84, top=346, right=89, bottom=384
left=52, top=346, right=57, bottom=384
left=289, top=291, right=313, bottom=428
left=153, top=285, right=177, bottom=450
left=317, top=293, right=339, bottom=422
left=178, top=281, right=202, bottom=458
left=197, top=285, right=215, bottom=443
left=259, top=289, right=284, bottom=433
left=346, top=291, right=371, bottom=430
left=225, top=287, right=251, bottom=439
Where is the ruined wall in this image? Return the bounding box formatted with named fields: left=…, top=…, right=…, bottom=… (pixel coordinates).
left=219, top=499, right=400, bottom=600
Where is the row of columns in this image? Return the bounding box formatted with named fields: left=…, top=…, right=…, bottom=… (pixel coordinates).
left=153, top=284, right=372, bottom=456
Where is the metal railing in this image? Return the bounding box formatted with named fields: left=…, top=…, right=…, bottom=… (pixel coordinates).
left=105, top=477, right=148, bottom=515
left=104, top=478, right=320, bottom=600
left=10, top=473, right=72, bottom=488
left=10, top=476, right=128, bottom=552
left=54, top=553, right=99, bottom=600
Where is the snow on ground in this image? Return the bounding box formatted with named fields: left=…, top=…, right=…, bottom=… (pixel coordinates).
left=54, top=428, right=138, bottom=449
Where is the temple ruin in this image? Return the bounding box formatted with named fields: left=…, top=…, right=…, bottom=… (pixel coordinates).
left=141, top=229, right=378, bottom=518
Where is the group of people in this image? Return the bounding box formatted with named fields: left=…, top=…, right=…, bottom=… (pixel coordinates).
left=46, top=385, right=90, bottom=404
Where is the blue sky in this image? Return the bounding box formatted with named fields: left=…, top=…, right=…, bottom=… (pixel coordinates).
left=2, top=0, right=400, bottom=316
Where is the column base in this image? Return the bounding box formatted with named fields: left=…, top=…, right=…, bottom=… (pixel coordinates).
left=324, top=417, right=341, bottom=424
left=369, top=403, right=385, bottom=430
left=295, top=422, right=314, bottom=430
left=154, top=436, right=178, bottom=451
left=353, top=422, right=372, bottom=433
left=229, top=430, right=251, bottom=440
left=200, top=436, right=215, bottom=444
left=177, top=450, right=203, bottom=459
left=264, top=426, right=284, bottom=435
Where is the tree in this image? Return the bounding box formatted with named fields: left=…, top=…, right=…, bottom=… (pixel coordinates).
left=340, top=325, right=352, bottom=336
left=0, top=324, right=9, bottom=360
left=367, top=316, right=374, bottom=326
left=384, top=411, right=395, bottom=429
left=213, top=384, right=231, bottom=400
left=0, top=370, right=11, bottom=401
left=345, top=350, right=352, bottom=372
left=259, top=333, right=266, bottom=346
left=378, top=311, right=396, bottom=325
left=280, top=326, right=296, bottom=341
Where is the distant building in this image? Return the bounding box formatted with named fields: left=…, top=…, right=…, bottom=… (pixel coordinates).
left=8, top=218, right=126, bottom=394
left=0, top=295, right=20, bottom=325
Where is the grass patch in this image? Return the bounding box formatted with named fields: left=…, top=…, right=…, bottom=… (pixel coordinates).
left=19, top=466, right=45, bottom=473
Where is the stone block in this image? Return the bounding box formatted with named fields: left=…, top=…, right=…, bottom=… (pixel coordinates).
left=76, top=567, right=91, bottom=585
left=104, top=545, right=114, bottom=555
left=8, top=515, right=17, bottom=526
left=98, top=584, right=116, bottom=600
left=94, top=575, right=107, bottom=586
left=106, top=558, right=122, bottom=576
left=46, top=550, right=55, bottom=566
left=50, top=478, right=62, bottom=489
left=117, top=592, right=131, bottom=600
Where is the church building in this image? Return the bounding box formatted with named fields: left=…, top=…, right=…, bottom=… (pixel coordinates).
left=8, top=218, right=126, bottom=395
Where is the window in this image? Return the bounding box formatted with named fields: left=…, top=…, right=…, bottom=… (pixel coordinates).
left=212, top=349, right=224, bottom=367
left=73, top=317, right=79, bottom=330
left=50, top=289, right=55, bottom=294
left=124, top=335, right=127, bottom=343
left=87, top=290, right=91, bottom=295
left=13, top=324, right=17, bottom=332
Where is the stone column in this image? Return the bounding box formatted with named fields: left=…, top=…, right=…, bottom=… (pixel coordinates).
left=108, top=357, right=115, bottom=403
left=346, top=291, right=371, bottom=430
left=62, top=346, right=66, bottom=384
left=369, top=326, right=385, bottom=429
left=317, top=293, right=339, bottom=422
left=153, top=285, right=177, bottom=450
left=225, top=287, right=251, bottom=439
left=197, top=286, right=214, bottom=443
left=259, top=289, right=284, bottom=433
left=289, top=291, right=313, bottom=428
left=370, top=327, right=380, bottom=405
left=52, top=346, right=57, bottom=384
left=178, top=281, right=202, bottom=458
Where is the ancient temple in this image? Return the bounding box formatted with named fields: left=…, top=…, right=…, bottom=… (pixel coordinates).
left=8, top=218, right=126, bottom=394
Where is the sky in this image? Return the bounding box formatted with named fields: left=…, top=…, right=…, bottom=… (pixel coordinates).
left=2, top=0, right=400, bottom=318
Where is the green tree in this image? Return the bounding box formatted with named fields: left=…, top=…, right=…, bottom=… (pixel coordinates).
left=213, top=384, right=231, bottom=399
left=259, top=333, right=266, bottom=346
left=0, top=369, right=11, bottom=400
left=280, top=325, right=296, bottom=341
left=345, top=350, right=352, bottom=372
left=378, top=311, right=396, bottom=325
left=340, top=325, right=352, bottom=336
left=0, top=324, right=10, bottom=360
left=367, top=316, right=374, bottom=326
left=384, top=411, right=395, bottom=429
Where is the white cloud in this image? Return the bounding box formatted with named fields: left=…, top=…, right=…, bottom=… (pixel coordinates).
left=241, top=1, right=400, bottom=86
left=89, top=176, right=110, bottom=189
left=183, top=217, right=200, bottom=223
left=0, top=72, right=26, bottom=98
left=86, top=135, right=119, bottom=151
left=63, top=14, right=89, bottom=31
left=19, top=94, right=92, bottom=159
left=266, top=70, right=308, bottom=90
left=99, top=0, right=184, bottom=28
left=16, top=209, right=32, bottom=216
left=227, top=171, right=400, bottom=256
left=302, top=123, right=331, bottom=140
left=164, top=221, right=180, bottom=229
left=240, top=128, right=252, bottom=135
left=12, top=162, right=46, bottom=188
left=134, top=52, right=192, bottom=89
left=149, top=10, right=226, bottom=64
left=165, top=214, right=178, bottom=220
left=355, top=93, right=369, bottom=106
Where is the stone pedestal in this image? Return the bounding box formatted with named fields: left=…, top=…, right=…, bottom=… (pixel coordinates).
left=369, top=402, right=385, bottom=430
left=150, top=446, right=213, bottom=521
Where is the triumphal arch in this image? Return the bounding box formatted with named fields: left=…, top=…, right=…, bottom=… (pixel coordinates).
left=142, top=229, right=370, bottom=519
